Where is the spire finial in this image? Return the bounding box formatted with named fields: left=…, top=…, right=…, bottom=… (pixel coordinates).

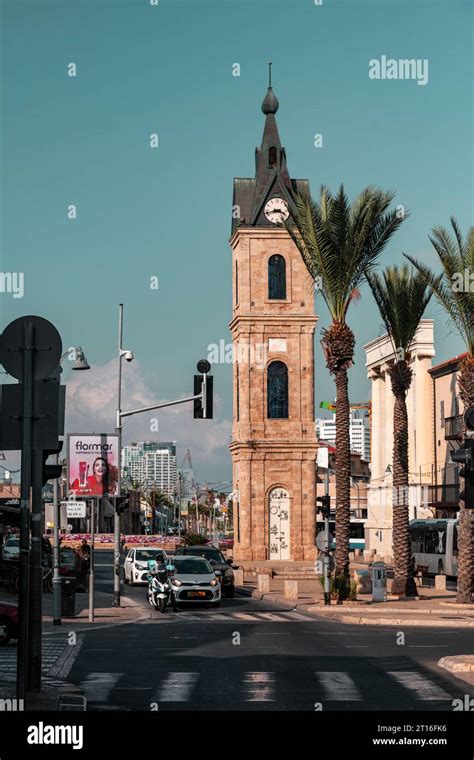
left=261, top=63, right=279, bottom=114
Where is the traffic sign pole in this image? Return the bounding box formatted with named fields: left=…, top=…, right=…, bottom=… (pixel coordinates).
left=52, top=454, right=61, bottom=626
left=89, top=499, right=96, bottom=623
left=28, top=449, right=43, bottom=691
left=17, top=320, right=34, bottom=702
left=324, top=469, right=331, bottom=606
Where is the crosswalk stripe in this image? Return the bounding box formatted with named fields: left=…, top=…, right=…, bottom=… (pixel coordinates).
left=257, top=612, right=288, bottom=622
left=387, top=671, right=452, bottom=701
left=79, top=673, right=123, bottom=703
left=233, top=612, right=260, bottom=621
left=157, top=672, right=199, bottom=702
left=315, top=672, right=363, bottom=701
left=243, top=672, right=275, bottom=701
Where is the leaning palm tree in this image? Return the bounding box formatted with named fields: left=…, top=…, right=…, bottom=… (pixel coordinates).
left=367, top=265, right=437, bottom=596
left=406, top=218, right=474, bottom=603
left=287, top=185, right=407, bottom=597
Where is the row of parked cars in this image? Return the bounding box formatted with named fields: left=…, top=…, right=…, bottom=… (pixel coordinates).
left=124, top=544, right=236, bottom=601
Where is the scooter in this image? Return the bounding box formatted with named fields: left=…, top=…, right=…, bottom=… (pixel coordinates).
left=147, top=572, right=170, bottom=613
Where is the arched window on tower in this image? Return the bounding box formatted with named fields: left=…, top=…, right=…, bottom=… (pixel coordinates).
left=269, top=146, right=277, bottom=168
left=267, top=361, right=288, bottom=419
left=268, top=254, right=286, bottom=300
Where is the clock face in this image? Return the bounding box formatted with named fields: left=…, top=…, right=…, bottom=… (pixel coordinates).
left=264, top=197, right=289, bottom=224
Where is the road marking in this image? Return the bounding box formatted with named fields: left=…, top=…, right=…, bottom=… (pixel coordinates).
left=315, top=672, right=363, bottom=701
left=387, top=671, right=452, bottom=701
left=243, top=672, right=275, bottom=702
left=157, top=672, right=199, bottom=702
left=78, top=672, right=123, bottom=703
left=233, top=612, right=260, bottom=621
left=257, top=612, right=290, bottom=622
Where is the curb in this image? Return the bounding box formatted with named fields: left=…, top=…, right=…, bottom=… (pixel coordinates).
left=42, top=598, right=150, bottom=635
left=315, top=614, right=474, bottom=628
left=438, top=655, right=474, bottom=673
left=0, top=672, right=87, bottom=711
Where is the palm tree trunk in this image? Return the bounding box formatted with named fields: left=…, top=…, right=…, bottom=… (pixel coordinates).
left=391, top=387, right=417, bottom=596
left=335, top=367, right=351, bottom=596
left=457, top=358, right=474, bottom=603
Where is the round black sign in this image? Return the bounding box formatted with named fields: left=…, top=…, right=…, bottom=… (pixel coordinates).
left=0, top=316, right=62, bottom=381
left=197, top=359, right=211, bottom=374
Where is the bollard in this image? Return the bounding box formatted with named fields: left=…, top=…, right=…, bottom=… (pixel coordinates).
left=234, top=567, right=244, bottom=586
left=257, top=574, right=270, bottom=593
left=435, top=574, right=447, bottom=591
left=284, top=580, right=298, bottom=600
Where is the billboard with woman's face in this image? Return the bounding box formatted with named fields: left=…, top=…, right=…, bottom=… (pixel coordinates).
left=67, top=434, right=119, bottom=497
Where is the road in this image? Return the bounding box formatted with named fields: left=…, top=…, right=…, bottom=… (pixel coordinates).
left=63, top=550, right=474, bottom=711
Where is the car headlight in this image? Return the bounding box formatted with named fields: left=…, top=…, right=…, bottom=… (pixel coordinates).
left=172, top=579, right=182, bottom=587
left=135, top=563, right=147, bottom=570
left=210, top=579, right=218, bottom=587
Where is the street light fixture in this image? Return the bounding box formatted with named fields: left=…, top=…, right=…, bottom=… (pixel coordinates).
left=71, top=347, right=90, bottom=371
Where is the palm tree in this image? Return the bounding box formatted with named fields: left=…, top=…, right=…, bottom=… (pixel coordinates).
left=367, top=264, right=437, bottom=596
left=406, top=218, right=474, bottom=603
left=287, top=185, right=406, bottom=596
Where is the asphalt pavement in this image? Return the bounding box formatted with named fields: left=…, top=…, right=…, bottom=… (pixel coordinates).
left=64, top=550, right=474, bottom=712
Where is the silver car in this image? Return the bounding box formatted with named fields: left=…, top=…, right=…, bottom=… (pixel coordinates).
left=168, top=556, right=221, bottom=607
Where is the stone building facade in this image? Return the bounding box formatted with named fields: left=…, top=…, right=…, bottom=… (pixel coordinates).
left=229, top=80, right=318, bottom=562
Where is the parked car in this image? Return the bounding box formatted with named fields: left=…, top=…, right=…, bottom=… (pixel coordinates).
left=2, top=536, right=20, bottom=562
left=124, top=547, right=168, bottom=586
left=175, top=545, right=235, bottom=597
left=168, top=556, right=221, bottom=607
left=0, top=602, right=18, bottom=645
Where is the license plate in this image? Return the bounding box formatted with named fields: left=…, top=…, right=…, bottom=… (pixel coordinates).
left=189, top=591, right=205, bottom=598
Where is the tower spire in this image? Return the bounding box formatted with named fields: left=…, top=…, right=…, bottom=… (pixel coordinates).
left=268, top=61, right=272, bottom=88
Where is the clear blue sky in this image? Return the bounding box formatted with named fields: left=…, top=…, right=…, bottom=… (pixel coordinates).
left=1, top=0, right=472, bottom=483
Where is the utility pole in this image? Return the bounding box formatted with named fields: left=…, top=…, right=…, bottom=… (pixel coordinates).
left=114, top=303, right=123, bottom=607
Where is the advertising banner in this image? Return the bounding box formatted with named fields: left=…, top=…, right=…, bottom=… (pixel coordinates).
left=67, top=433, right=119, bottom=497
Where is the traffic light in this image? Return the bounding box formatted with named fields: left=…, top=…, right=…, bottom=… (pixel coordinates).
left=41, top=445, right=63, bottom=487
left=115, top=495, right=130, bottom=514
left=451, top=405, right=474, bottom=509
left=193, top=374, right=213, bottom=419
left=316, top=493, right=331, bottom=518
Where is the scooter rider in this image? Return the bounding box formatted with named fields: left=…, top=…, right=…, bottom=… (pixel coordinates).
left=146, top=556, right=177, bottom=611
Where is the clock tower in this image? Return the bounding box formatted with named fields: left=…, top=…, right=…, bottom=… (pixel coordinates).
left=229, top=72, right=318, bottom=562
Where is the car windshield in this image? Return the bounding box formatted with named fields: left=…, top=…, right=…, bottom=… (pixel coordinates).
left=185, top=548, right=224, bottom=563
left=5, top=538, right=19, bottom=546
left=172, top=558, right=212, bottom=575
left=135, top=550, right=165, bottom=562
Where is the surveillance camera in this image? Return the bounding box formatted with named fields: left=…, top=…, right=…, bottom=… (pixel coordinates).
left=122, top=350, right=134, bottom=362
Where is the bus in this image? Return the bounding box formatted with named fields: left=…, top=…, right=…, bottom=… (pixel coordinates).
left=316, top=518, right=366, bottom=551
left=409, top=519, right=458, bottom=577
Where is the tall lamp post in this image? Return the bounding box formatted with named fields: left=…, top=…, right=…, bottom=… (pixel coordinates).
left=52, top=347, right=90, bottom=626
left=114, top=304, right=134, bottom=607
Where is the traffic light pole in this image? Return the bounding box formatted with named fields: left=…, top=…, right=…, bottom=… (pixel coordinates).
left=52, top=453, right=61, bottom=625
left=113, top=305, right=123, bottom=608
left=27, top=449, right=44, bottom=690
left=17, top=321, right=34, bottom=703
left=323, top=470, right=331, bottom=606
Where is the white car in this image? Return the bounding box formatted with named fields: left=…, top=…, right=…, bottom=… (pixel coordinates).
left=2, top=537, right=20, bottom=562
left=123, top=547, right=168, bottom=586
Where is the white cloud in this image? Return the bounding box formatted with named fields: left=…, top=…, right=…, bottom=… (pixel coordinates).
left=65, top=359, right=232, bottom=467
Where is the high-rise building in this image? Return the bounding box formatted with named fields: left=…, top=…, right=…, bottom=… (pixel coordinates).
left=122, top=442, right=177, bottom=498
left=316, top=414, right=371, bottom=462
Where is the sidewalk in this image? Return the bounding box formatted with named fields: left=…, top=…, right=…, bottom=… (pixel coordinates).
left=0, top=588, right=148, bottom=710
left=236, top=571, right=474, bottom=628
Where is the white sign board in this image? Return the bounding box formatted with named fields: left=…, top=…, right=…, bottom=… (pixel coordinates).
left=62, top=501, right=87, bottom=518
left=317, top=447, right=329, bottom=469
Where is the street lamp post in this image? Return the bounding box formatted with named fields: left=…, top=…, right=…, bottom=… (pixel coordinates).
left=53, top=347, right=90, bottom=626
